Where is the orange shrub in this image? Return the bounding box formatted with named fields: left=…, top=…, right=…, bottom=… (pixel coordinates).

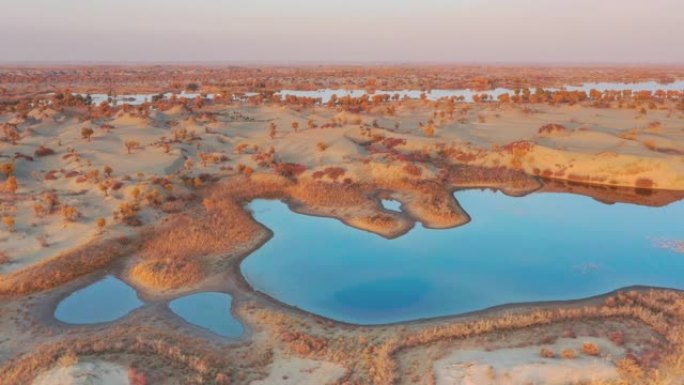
left=582, top=342, right=600, bottom=356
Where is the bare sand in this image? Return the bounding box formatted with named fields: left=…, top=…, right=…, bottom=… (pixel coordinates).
left=31, top=360, right=130, bottom=385
left=434, top=337, right=623, bottom=385
left=249, top=355, right=346, bottom=385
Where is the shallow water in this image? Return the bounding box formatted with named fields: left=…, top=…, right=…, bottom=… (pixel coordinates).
left=78, top=91, right=219, bottom=106
left=54, top=276, right=143, bottom=324
left=381, top=199, right=402, bottom=212
left=78, top=80, right=683, bottom=106
left=241, top=190, right=684, bottom=325
left=169, top=292, right=243, bottom=337
left=276, top=80, right=684, bottom=103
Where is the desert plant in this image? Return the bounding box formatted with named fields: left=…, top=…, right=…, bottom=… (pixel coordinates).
left=125, top=140, right=141, bottom=154
left=560, top=348, right=577, bottom=359
left=2, top=216, right=15, bottom=232
left=269, top=122, right=277, bottom=139
left=61, top=205, right=80, bottom=222
left=0, top=162, right=14, bottom=177
left=4, top=176, right=18, bottom=193
left=96, top=217, right=106, bottom=233
left=33, top=204, right=47, bottom=218
left=539, top=347, right=555, bottom=358
left=34, top=146, right=55, bottom=157
left=81, top=127, right=94, bottom=141
left=582, top=342, right=600, bottom=356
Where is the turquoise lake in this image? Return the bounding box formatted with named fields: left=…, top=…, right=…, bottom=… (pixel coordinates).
left=241, top=190, right=684, bottom=325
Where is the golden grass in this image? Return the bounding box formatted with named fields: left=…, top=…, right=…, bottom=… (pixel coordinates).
left=0, top=237, right=138, bottom=295
left=371, top=290, right=684, bottom=385
left=0, top=322, right=272, bottom=385
left=129, top=258, right=203, bottom=290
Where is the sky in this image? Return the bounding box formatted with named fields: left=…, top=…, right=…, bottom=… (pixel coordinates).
left=0, top=0, right=682, bottom=64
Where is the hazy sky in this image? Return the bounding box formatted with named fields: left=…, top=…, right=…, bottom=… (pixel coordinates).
left=1, top=0, right=682, bottom=63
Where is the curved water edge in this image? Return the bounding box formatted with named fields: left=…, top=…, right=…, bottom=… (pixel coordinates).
left=169, top=292, right=244, bottom=338
left=54, top=276, right=144, bottom=324
left=241, top=190, right=684, bottom=325
left=53, top=276, right=246, bottom=337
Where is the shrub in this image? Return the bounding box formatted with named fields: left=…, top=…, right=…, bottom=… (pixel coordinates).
left=115, top=202, right=141, bottom=225
left=96, top=218, right=106, bottom=232
left=34, top=146, right=55, bottom=157
left=273, top=162, right=307, bottom=178
left=2, top=216, right=15, bottom=232
left=61, top=205, right=80, bottom=222
left=81, top=127, right=94, bottom=141
left=125, top=140, right=141, bottom=154
left=4, top=176, right=18, bottom=193
left=642, top=139, right=658, bottom=150
left=0, top=162, right=14, bottom=176
left=539, top=347, right=555, bottom=358
left=582, top=342, right=600, bottom=356
left=608, top=331, right=624, bottom=346
left=538, top=123, right=567, bottom=135
left=635, top=177, right=654, bottom=189
left=403, top=163, right=422, bottom=176
left=317, top=142, right=329, bottom=151
left=560, top=348, right=577, bottom=359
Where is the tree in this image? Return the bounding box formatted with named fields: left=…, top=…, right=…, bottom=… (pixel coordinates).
left=96, top=217, right=106, bottom=233
left=61, top=205, right=80, bottom=222
left=99, top=182, right=109, bottom=197
left=2, top=216, right=14, bottom=232
left=291, top=121, right=299, bottom=132
left=269, top=122, right=277, bottom=139
left=4, top=176, right=18, bottom=193
left=103, top=165, right=113, bottom=177
left=3, top=125, right=21, bottom=144
left=125, top=140, right=140, bottom=154
left=81, top=127, right=94, bottom=141
left=0, top=162, right=14, bottom=177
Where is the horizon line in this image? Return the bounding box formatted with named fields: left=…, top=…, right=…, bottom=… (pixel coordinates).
left=2, top=60, right=684, bottom=68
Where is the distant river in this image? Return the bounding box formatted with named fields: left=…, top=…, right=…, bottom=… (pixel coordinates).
left=78, top=80, right=684, bottom=105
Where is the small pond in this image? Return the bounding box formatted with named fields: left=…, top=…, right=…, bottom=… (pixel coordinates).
left=169, top=292, right=244, bottom=337
left=54, top=276, right=143, bottom=324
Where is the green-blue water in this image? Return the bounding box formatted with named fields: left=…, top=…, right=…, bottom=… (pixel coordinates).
left=241, top=190, right=684, bottom=325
